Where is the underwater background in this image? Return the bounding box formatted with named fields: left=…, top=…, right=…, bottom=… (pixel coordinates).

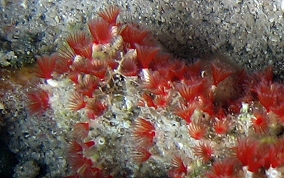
left=1, top=0, right=284, bottom=177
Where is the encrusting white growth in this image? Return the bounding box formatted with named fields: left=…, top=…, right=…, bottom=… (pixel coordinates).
left=281, top=0, right=284, bottom=12
left=266, top=167, right=281, bottom=178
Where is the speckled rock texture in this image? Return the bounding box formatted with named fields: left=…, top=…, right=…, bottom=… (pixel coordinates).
left=1, top=0, right=284, bottom=76
left=1, top=0, right=284, bottom=177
